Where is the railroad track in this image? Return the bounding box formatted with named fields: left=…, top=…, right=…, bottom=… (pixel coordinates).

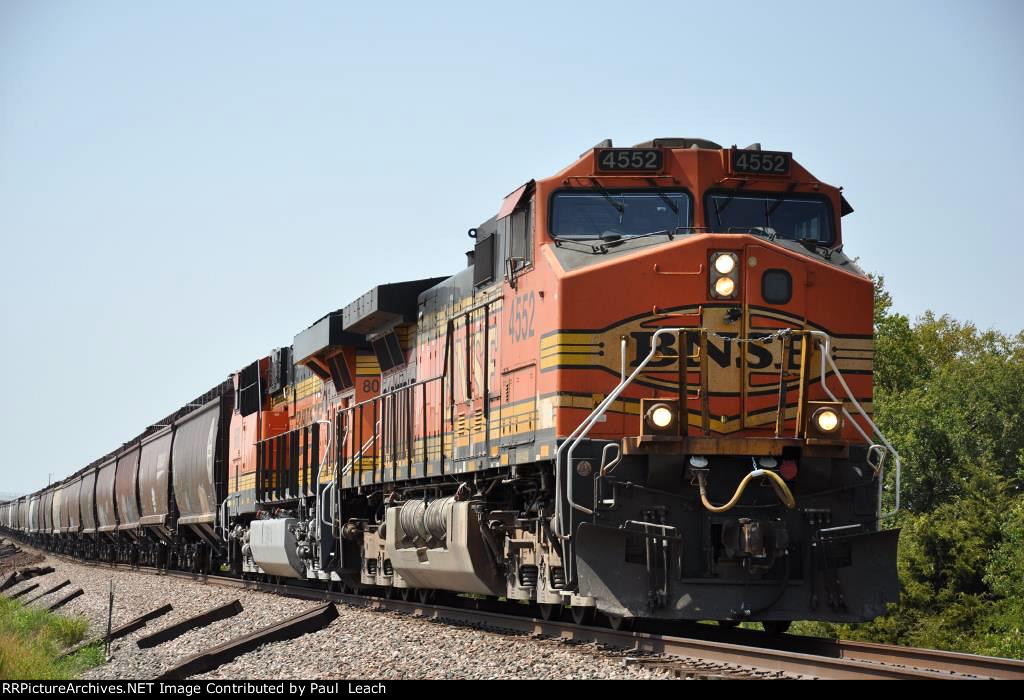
left=21, top=546, right=1024, bottom=680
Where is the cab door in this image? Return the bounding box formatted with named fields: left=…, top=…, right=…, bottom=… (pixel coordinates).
left=741, top=244, right=807, bottom=432
left=449, top=306, right=493, bottom=471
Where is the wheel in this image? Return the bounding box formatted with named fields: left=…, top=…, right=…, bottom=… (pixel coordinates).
left=571, top=605, right=595, bottom=626
left=716, top=619, right=740, bottom=629
left=604, top=613, right=632, bottom=631
left=399, top=587, right=413, bottom=601
left=538, top=603, right=561, bottom=621
left=762, top=620, right=792, bottom=635
left=416, top=588, right=433, bottom=604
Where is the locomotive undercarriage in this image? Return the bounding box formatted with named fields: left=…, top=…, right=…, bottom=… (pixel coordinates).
left=11, top=445, right=898, bottom=630
left=564, top=443, right=900, bottom=623
left=215, top=444, right=897, bottom=627
left=224, top=467, right=568, bottom=605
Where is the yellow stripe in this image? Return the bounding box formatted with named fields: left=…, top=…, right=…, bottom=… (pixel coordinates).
left=356, top=353, right=381, bottom=376
left=294, top=375, right=323, bottom=401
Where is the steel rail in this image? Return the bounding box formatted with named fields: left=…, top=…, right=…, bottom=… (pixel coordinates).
left=641, top=621, right=1024, bottom=680
left=829, top=638, right=1024, bottom=681
left=174, top=574, right=955, bottom=680
left=26, top=545, right=1024, bottom=680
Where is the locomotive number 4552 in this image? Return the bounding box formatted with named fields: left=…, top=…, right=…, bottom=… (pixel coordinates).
left=595, top=148, right=663, bottom=172
left=730, top=149, right=792, bottom=175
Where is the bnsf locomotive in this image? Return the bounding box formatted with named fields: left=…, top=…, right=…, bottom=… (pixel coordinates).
left=1, top=137, right=901, bottom=631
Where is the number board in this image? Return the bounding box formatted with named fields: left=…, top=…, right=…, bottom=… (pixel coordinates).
left=594, top=148, right=664, bottom=173
left=730, top=149, right=792, bottom=176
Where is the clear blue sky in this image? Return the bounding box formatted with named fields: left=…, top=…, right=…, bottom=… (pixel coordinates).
left=1, top=1, right=1021, bottom=496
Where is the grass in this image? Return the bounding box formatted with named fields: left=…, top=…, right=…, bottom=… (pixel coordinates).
left=0, top=597, right=104, bottom=679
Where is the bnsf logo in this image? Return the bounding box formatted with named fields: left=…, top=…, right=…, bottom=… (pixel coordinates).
left=630, top=331, right=803, bottom=372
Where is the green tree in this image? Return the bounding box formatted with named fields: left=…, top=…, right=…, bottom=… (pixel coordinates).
left=979, top=497, right=1024, bottom=658
left=841, top=277, right=1024, bottom=656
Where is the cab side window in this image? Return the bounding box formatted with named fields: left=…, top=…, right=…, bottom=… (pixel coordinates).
left=508, top=197, right=533, bottom=275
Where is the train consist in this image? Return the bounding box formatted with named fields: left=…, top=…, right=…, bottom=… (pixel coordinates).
left=1, top=138, right=901, bottom=630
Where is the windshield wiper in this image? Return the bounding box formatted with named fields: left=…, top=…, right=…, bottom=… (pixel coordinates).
left=646, top=178, right=679, bottom=214
left=620, top=228, right=672, bottom=242
left=588, top=178, right=624, bottom=216
left=550, top=234, right=607, bottom=253
left=797, top=238, right=834, bottom=260
left=596, top=228, right=681, bottom=252
left=553, top=227, right=697, bottom=254
left=725, top=226, right=777, bottom=241
left=712, top=181, right=746, bottom=219
left=766, top=182, right=798, bottom=218
left=552, top=230, right=669, bottom=255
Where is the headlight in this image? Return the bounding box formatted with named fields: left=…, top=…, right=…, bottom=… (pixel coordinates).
left=714, top=253, right=737, bottom=275
left=646, top=403, right=675, bottom=429
left=710, top=251, right=740, bottom=299
left=814, top=408, right=840, bottom=433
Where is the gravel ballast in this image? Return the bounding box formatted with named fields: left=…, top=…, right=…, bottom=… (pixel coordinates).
left=14, top=553, right=675, bottom=680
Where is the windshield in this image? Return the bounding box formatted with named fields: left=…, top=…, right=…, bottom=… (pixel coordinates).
left=550, top=189, right=691, bottom=239
left=705, top=192, right=834, bottom=244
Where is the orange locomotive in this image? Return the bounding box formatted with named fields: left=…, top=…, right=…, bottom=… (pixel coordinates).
left=2, top=137, right=901, bottom=632
left=223, top=136, right=899, bottom=629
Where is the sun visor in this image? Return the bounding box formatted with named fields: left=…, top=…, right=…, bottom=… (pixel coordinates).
left=497, top=181, right=534, bottom=219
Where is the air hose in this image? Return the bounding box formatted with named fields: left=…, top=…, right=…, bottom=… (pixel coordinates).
left=696, top=467, right=796, bottom=513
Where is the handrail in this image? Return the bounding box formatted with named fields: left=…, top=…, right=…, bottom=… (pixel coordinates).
left=258, top=376, right=442, bottom=515
left=555, top=326, right=901, bottom=587
left=340, top=374, right=444, bottom=416
left=313, top=419, right=333, bottom=546
left=320, top=420, right=348, bottom=529
left=593, top=443, right=623, bottom=513
left=218, top=493, right=241, bottom=542
left=808, top=331, right=901, bottom=520
left=557, top=325, right=795, bottom=536
left=340, top=420, right=381, bottom=477
left=335, top=374, right=445, bottom=479
left=554, top=327, right=689, bottom=583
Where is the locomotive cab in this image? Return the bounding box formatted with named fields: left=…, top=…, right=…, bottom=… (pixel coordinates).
left=526, top=139, right=899, bottom=625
